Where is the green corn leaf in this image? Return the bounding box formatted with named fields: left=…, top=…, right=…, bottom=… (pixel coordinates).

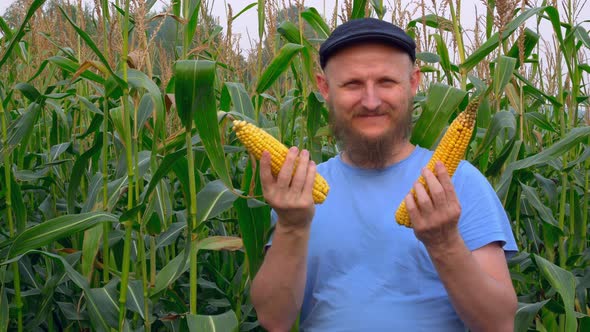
left=506, top=28, right=539, bottom=67
left=126, top=280, right=146, bottom=319
left=153, top=248, right=190, bottom=295
left=277, top=21, right=313, bottom=48
left=0, top=0, right=46, bottom=69
left=14, top=83, right=41, bottom=102
left=175, top=60, right=232, bottom=186
left=234, top=158, right=270, bottom=278
left=370, top=0, right=387, bottom=19
left=520, top=183, right=559, bottom=226
left=142, top=147, right=186, bottom=204
left=81, top=225, right=103, bottom=279
left=483, top=138, right=517, bottom=178
left=351, top=0, right=367, bottom=19
left=58, top=6, right=126, bottom=89
left=49, top=142, right=70, bottom=162
left=137, top=94, right=155, bottom=134
left=232, top=2, right=257, bottom=20
left=220, top=82, right=256, bottom=120
left=187, top=310, right=239, bottom=332
left=9, top=171, right=27, bottom=233
left=78, top=113, right=104, bottom=139
left=1, top=102, right=42, bottom=156
left=432, top=34, right=453, bottom=80
left=110, top=103, right=132, bottom=150
left=79, top=96, right=103, bottom=115
left=143, top=181, right=172, bottom=234
left=534, top=255, right=578, bottom=332
left=514, top=300, right=550, bottom=332
left=256, top=43, right=304, bottom=93
left=196, top=180, right=240, bottom=223
left=258, top=0, right=265, bottom=39
left=417, top=52, right=441, bottom=64
left=174, top=60, right=204, bottom=128
left=0, top=268, right=8, bottom=332
left=525, top=112, right=557, bottom=133
left=0, top=17, right=13, bottom=40
left=67, top=133, right=103, bottom=214
left=171, top=154, right=193, bottom=203
left=88, top=279, right=120, bottom=327
left=185, top=0, right=202, bottom=51
left=277, top=22, right=316, bottom=84
left=497, top=126, right=590, bottom=199
left=48, top=56, right=105, bottom=84
left=197, top=236, right=243, bottom=251
left=307, top=91, right=324, bottom=163
left=473, top=111, right=516, bottom=159
left=127, top=69, right=165, bottom=138
left=301, top=7, right=330, bottom=39
left=407, top=14, right=454, bottom=32
left=461, top=6, right=546, bottom=72
left=3, top=250, right=113, bottom=332
left=514, top=71, right=561, bottom=106
left=156, top=222, right=186, bottom=249
left=411, top=83, right=467, bottom=149
left=493, top=56, right=517, bottom=96
left=27, top=59, right=50, bottom=83
left=0, top=212, right=118, bottom=260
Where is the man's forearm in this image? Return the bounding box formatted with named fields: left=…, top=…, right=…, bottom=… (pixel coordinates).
left=427, top=237, right=517, bottom=332
left=251, top=223, right=310, bottom=332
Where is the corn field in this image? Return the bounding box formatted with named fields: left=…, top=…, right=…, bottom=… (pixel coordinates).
left=0, top=0, right=588, bottom=331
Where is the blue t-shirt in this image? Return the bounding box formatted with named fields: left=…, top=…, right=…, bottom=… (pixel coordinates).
left=272, top=146, right=517, bottom=331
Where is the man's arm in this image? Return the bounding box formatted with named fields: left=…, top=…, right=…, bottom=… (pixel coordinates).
left=405, top=161, right=517, bottom=332
left=250, top=147, right=316, bottom=332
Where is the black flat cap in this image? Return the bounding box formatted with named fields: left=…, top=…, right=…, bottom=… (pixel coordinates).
left=319, top=18, right=416, bottom=69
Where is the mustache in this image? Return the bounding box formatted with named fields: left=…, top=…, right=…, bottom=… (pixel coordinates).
left=352, top=108, right=392, bottom=117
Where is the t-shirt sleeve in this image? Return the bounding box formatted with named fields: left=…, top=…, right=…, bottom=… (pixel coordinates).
left=454, top=161, right=518, bottom=256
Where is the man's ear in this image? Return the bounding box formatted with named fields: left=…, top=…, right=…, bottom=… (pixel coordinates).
left=316, top=73, right=329, bottom=102
left=410, top=65, right=421, bottom=94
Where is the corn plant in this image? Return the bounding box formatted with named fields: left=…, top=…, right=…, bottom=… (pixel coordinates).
left=0, top=0, right=588, bottom=331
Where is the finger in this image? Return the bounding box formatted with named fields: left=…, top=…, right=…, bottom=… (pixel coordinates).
left=414, top=179, right=433, bottom=212
left=290, top=149, right=310, bottom=192
left=259, top=151, right=275, bottom=193
left=276, top=147, right=299, bottom=188
left=435, top=161, right=460, bottom=206
left=404, top=192, right=421, bottom=224
left=422, top=166, right=446, bottom=208
left=302, top=160, right=317, bottom=199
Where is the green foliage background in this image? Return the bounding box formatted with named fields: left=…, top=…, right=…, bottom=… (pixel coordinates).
left=0, top=0, right=588, bottom=331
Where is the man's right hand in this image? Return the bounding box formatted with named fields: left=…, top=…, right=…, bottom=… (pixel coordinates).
left=260, top=147, right=317, bottom=230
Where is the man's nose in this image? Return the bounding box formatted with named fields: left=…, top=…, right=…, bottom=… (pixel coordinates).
left=361, top=84, right=382, bottom=110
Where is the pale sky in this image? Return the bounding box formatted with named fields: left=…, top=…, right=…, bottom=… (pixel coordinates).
left=1, top=0, right=588, bottom=55
left=0, top=0, right=494, bottom=51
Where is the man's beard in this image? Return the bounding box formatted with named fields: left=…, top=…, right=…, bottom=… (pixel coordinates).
left=329, top=101, right=413, bottom=169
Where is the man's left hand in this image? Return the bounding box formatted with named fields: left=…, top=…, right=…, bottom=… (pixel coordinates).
left=404, top=161, right=462, bottom=249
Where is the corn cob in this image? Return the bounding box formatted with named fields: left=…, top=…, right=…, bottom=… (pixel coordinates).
left=395, top=98, right=480, bottom=227
left=232, top=120, right=330, bottom=204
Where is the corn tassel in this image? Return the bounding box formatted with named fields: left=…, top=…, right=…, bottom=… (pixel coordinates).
left=395, top=98, right=480, bottom=227
left=232, top=120, right=330, bottom=204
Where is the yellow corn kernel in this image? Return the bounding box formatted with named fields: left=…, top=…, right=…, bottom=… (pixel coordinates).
left=395, top=98, right=480, bottom=227
left=232, top=120, right=330, bottom=204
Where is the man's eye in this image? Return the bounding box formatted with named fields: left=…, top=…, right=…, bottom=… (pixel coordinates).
left=344, top=81, right=361, bottom=88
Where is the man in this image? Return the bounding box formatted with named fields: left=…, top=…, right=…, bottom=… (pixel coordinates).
left=251, top=17, right=518, bottom=332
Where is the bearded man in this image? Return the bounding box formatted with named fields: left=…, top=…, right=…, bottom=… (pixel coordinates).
left=250, top=17, right=518, bottom=332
